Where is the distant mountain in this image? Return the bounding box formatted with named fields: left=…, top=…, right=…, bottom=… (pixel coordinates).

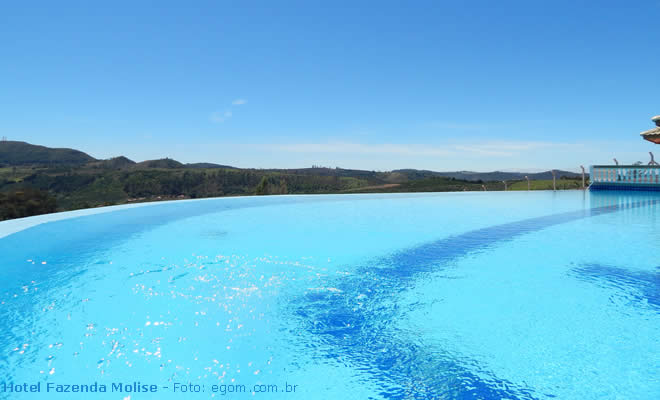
left=0, top=141, right=96, bottom=166
left=185, top=162, right=237, bottom=169
left=0, top=141, right=585, bottom=181
left=393, top=169, right=584, bottom=182
left=134, top=158, right=185, bottom=169
left=524, top=170, right=584, bottom=180
left=88, top=156, right=136, bottom=169
left=1, top=140, right=591, bottom=221
left=106, top=156, right=136, bottom=168
left=0, top=141, right=239, bottom=170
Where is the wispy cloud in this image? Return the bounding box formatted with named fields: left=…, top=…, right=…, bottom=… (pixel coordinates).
left=210, top=99, right=247, bottom=123
left=427, top=122, right=495, bottom=131
left=272, top=141, right=576, bottom=157
left=426, top=119, right=552, bottom=132
left=453, top=141, right=575, bottom=156
left=274, top=143, right=454, bottom=156
left=210, top=110, right=232, bottom=123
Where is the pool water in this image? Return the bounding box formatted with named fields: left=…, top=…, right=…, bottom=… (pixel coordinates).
left=0, top=191, right=658, bottom=399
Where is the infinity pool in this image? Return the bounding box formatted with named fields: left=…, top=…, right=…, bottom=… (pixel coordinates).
left=1, top=191, right=658, bottom=399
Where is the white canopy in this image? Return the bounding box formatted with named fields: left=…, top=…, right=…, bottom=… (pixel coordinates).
left=641, top=127, right=660, bottom=137
left=652, top=115, right=660, bottom=125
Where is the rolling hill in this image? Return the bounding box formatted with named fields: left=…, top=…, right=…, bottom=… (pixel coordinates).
left=0, top=140, right=589, bottom=221
left=0, top=141, right=97, bottom=166
left=393, top=169, right=583, bottom=182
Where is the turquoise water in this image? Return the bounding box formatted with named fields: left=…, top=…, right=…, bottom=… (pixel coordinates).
left=0, top=191, right=658, bottom=399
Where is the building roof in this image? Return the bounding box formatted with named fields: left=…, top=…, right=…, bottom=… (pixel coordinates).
left=641, top=127, right=660, bottom=137
left=641, top=116, right=660, bottom=138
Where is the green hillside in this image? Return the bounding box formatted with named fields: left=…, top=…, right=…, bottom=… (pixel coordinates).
left=0, top=141, right=96, bottom=166
left=134, top=158, right=185, bottom=169
left=0, top=141, right=589, bottom=221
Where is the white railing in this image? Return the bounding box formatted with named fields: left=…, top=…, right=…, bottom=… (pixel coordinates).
left=590, top=165, right=660, bottom=186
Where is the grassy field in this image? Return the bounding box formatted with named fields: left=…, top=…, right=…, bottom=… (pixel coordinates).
left=344, top=177, right=507, bottom=193
left=0, top=166, right=39, bottom=182
left=508, top=178, right=587, bottom=191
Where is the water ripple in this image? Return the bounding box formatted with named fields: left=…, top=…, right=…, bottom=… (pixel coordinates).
left=291, top=200, right=660, bottom=399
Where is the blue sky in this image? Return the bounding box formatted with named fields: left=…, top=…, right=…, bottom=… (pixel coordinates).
left=1, top=0, right=659, bottom=171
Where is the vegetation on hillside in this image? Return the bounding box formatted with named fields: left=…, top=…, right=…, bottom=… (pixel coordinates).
left=0, top=140, right=589, bottom=221
left=509, top=178, right=587, bottom=191
left=0, top=188, right=57, bottom=221
left=0, top=141, right=95, bottom=166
